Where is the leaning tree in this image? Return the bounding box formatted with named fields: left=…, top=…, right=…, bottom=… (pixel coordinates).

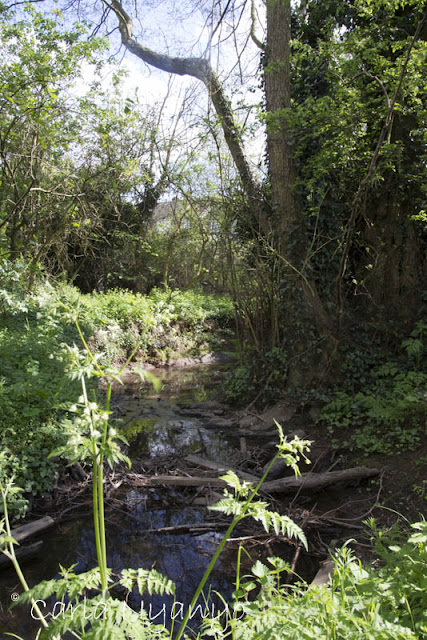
left=93, top=0, right=426, bottom=385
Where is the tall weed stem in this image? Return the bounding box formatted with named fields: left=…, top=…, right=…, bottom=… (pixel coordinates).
left=0, top=481, right=50, bottom=632
left=174, top=448, right=292, bottom=640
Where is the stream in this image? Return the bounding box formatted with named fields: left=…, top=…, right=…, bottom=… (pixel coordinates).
left=0, top=360, right=271, bottom=637
left=1, top=359, right=319, bottom=637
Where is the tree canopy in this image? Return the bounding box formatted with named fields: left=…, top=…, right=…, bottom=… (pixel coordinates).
left=0, top=0, right=426, bottom=384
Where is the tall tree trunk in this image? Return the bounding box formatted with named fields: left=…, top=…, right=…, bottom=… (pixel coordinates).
left=264, top=0, right=295, bottom=246
left=264, top=0, right=335, bottom=387
left=106, top=0, right=334, bottom=387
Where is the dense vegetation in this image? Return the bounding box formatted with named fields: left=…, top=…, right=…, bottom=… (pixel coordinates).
left=0, top=260, right=234, bottom=516
left=0, top=0, right=426, bottom=638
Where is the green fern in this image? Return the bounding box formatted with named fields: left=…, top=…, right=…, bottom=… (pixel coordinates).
left=15, top=567, right=103, bottom=604
left=37, top=594, right=171, bottom=640
left=119, top=568, right=175, bottom=597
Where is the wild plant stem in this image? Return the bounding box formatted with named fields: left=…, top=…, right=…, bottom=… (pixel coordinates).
left=233, top=544, right=243, bottom=638
left=0, top=483, right=49, bottom=631
left=98, top=382, right=112, bottom=595
left=77, top=326, right=111, bottom=596
left=174, top=449, right=284, bottom=640
left=92, top=452, right=103, bottom=588
left=82, top=373, right=106, bottom=596
left=75, top=322, right=103, bottom=377
left=81, top=377, right=104, bottom=594
left=97, top=462, right=108, bottom=595
left=10, top=552, right=49, bottom=629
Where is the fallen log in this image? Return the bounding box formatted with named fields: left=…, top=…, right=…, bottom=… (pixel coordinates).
left=131, top=474, right=227, bottom=488
left=130, top=466, right=379, bottom=492
left=10, top=516, right=55, bottom=543
left=0, top=541, right=44, bottom=570
left=263, top=467, right=380, bottom=494
left=184, top=454, right=260, bottom=484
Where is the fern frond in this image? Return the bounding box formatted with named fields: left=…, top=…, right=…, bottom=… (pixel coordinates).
left=16, top=567, right=103, bottom=606
left=119, top=568, right=175, bottom=596
left=209, top=497, right=244, bottom=517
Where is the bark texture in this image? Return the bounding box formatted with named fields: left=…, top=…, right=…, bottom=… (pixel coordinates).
left=264, top=0, right=295, bottom=242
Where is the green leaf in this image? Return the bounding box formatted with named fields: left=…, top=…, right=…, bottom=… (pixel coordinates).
left=252, top=560, right=269, bottom=578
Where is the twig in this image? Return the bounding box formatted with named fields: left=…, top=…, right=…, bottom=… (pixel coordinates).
left=285, top=543, right=304, bottom=586
left=317, top=471, right=384, bottom=525
left=227, top=532, right=292, bottom=544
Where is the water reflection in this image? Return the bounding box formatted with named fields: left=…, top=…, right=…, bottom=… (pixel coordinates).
left=117, top=363, right=235, bottom=460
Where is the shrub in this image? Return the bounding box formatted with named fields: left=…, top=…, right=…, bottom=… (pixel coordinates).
left=319, top=326, right=427, bottom=456
left=201, top=520, right=427, bottom=640
left=224, top=347, right=288, bottom=407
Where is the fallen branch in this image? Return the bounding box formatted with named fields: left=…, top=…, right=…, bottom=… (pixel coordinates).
left=226, top=533, right=292, bottom=544
left=263, top=467, right=380, bottom=494
left=285, top=543, right=304, bottom=585
left=130, top=474, right=227, bottom=488
left=130, top=466, right=379, bottom=493
left=10, top=516, right=55, bottom=543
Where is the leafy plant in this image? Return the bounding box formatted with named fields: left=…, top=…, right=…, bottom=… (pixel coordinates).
left=200, top=519, right=427, bottom=640
left=223, top=347, right=288, bottom=407
left=319, top=343, right=427, bottom=455
left=0, top=268, right=234, bottom=517
left=402, top=322, right=427, bottom=370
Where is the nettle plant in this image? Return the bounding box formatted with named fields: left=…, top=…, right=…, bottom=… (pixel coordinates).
left=0, top=319, right=311, bottom=640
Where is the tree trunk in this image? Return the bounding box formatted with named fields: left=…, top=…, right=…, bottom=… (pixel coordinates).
left=264, top=0, right=335, bottom=386
left=264, top=0, right=295, bottom=245
left=108, top=0, right=265, bottom=228
left=106, top=0, right=334, bottom=387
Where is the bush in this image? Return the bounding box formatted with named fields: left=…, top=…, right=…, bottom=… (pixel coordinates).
left=224, top=347, right=288, bottom=407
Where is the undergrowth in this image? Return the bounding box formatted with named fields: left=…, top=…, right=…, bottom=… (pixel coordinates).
left=1, top=261, right=426, bottom=638
left=199, top=519, right=427, bottom=640
left=319, top=323, right=427, bottom=455
left=223, top=347, right=288, bottom=407
left=0, top=328, right=311, bottom=639
left=0, top=260, right=234, bottom=518
left=223, top=318, right=426, bottom=457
